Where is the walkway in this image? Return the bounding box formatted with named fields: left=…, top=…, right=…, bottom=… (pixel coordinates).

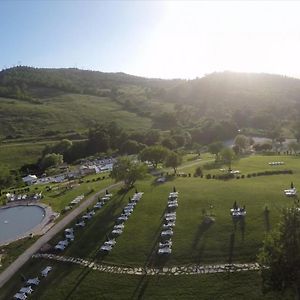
left=0, top=182, right=121, bottom=289
left=33, top=253, right=261, bottom=276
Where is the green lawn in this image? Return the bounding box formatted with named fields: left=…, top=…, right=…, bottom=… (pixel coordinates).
left=0, top=141, right=49, bottom=170
left=1, top=154, right=299, bottom=299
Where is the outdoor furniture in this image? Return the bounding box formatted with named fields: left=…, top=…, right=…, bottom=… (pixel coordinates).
left=159, top=240, right=172, bottom=248
left=41, top=266, right=52, bottom=277
left=158, top=247, right=172, bottom=254
left=112, top=229, right=123, bottom=235
left=161, top=230, right=173, bottom=237
left=65, top=233, right=74, bottom=241
left=19, top=286, right=33, bottom=295
left=104, top=239, right=116, bottom=246
left=230, top=208, right=246, bottom=217
left=163, top=222, right=175, bottom=229
left=284, top=188, right=297, bottom=196
left=64, top=228, right=74, bottom=234
left=25, top=278, right=40, bottom=286
left=58, top=240, right=69, bottom=247
left=113, top=224, right=124, bottom=230
left=55, top=244, right=65, bottom=251
left=75, top=221, right=85, bottom=227
left=13, top=293, right=27, bottom=300
left=100, top=245, right=112, bottom=252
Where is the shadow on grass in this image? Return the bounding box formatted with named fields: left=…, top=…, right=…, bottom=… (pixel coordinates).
left=239, top=217, right=246, bottom=242
left=131, top=274, right=149, bottom=300
left=263, top=207, right=270, bottom=232
left=192, top=219, right=214, bottom=249
left=65, top=189, right=131, bottom=261
left=228, top=232, right=235, bottom=264
left=64, top=267, right=91, bottom=300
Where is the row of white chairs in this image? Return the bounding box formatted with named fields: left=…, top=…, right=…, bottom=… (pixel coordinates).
left=158, top=192, right=179, bottom=255
left=100, top=192, right=144, bottom=253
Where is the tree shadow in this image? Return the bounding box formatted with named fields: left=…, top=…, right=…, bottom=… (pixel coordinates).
left=192, top=219, right=214, bottom=250
left=131, top=274, right=150, bottom=300
left=263, top=207, right=270, bottom=232
left=239, top=217, right=246, bottom=241
left=228, top=232, right=235, bottom=264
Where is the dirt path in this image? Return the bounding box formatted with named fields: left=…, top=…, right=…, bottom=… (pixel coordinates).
left=0, top=182, right=121, bottom=289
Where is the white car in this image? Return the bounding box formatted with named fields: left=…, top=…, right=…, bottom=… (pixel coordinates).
left=41, top=266, right=52, bottom=277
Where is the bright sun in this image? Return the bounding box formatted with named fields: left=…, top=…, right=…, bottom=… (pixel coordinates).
left=132, top=1, right=300, bottom=79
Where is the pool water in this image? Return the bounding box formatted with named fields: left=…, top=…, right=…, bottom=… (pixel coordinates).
left=0, top=205, right=45, bottom=244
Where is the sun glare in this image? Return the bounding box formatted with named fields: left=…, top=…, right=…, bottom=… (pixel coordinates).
left=132, top=1, right=300, bottom=79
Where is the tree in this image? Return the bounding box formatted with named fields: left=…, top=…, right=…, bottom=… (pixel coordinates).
left=121, top=140, right=145, bottom=155
left=161, top=137, right=177, bottom=150
left=288, top=141, right=300, bottom=154
left=258, top=207, right=300, bottom=298
left=165, top=151, right=182, bottom=174
left=111, top=157, right=147, bottom=188
left=139, top=145, right=169, bottom=168
left=234, top=134, right=249, bottom=151
left=220, top=147, right=235, bottom=170
left=144, top=130, right=161, bottom=146
left=40, top=153, right=63, bottom=170
left=253, top=142, right=272, bottom=152
left=208, top=142, right=224, bottom=161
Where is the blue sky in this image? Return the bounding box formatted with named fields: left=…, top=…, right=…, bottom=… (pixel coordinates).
left=1, top=1, right=300, bottom=79
left=0, top=1, right=165, bottom=73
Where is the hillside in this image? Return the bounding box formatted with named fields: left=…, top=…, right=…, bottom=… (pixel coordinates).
left=1, top=67, right=300, bottom=140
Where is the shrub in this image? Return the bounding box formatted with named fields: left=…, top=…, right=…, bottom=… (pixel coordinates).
left=215, top=173, right=235, bottom=180
left=194, top=166, right=203, bottom=177
left=206, top=174, right=212, bottom=179
left=241, top=174, right=245, bottom=179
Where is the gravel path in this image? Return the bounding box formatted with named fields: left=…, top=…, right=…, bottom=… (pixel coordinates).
left=33, top=253, right=261, bottom=276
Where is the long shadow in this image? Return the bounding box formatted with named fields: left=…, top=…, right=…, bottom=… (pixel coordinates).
left=192, top=219, right=214, bottom=250
left=131, top=274, right=149, bottom=300
left=64, top=268, right=92, bottom=300
left=263, top=208, right=270, bottom=232
left=228, top=232, right=235, bottom=264
left=239, top=217, right=246, bottom=241
left=66, top=189, right=131, bottom=262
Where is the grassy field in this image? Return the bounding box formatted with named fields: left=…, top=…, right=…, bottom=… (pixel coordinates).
left=1, top=154, right=299, bottom=299
left=0, top=94, right=152, bottom=138
left=0, top=237, right=38, bottom=273
left=0, top=141, right=52, bottom=169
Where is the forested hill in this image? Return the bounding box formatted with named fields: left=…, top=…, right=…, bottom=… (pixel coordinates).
left=1, top=66, right=300, bottom=141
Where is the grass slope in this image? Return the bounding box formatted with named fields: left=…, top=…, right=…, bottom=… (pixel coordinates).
left=0, top=94, right=151, bottom=138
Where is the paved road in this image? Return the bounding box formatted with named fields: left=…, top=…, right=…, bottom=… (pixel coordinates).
left=0, top=182, right=122, bottom=289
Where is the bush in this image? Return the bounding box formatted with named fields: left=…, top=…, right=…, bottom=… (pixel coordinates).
left=194, top=166, right=203, bottom=177
left=215, top=173, right=235, bottom=180
left=206, top=174, right=212, bottom=179
left=241, top=174, right=245, bottom=179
